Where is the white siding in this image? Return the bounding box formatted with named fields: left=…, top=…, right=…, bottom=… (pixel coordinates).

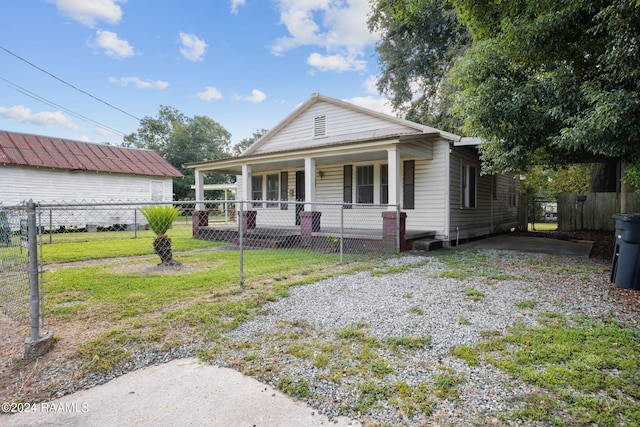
left=405, top=140, right=449, bottom=237
left=0, top=166, right=174, bottom=205
left=253, top=102, right=417, bottom=154
left=448, top=146, right=520, bottom=241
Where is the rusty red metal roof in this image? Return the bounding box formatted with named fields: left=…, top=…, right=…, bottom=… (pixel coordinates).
left=0, top=131, right=183, bottom=178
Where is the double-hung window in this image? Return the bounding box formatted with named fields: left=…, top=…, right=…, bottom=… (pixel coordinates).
left=266, top=174, right=279, bottom=208
left=380, top=164, right=389, bottom=205
left=252, top=175, right=263, bottom=207
left=356, top=165, right=374, bottom=204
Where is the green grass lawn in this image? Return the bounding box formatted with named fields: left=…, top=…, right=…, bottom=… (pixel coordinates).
left=41, top=224, right=222, bottom=264
left=43, top=247, right=366, bottom=372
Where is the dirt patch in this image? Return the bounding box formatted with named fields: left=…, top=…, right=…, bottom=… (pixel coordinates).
left=107, top=259, right=214, bottom=275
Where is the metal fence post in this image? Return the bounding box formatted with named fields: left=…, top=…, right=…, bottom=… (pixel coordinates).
left=396, top=204, right=401, bottom=252
left=340, top=203, right=344, bottom=264
left=27, top=200, right=39, bottom=342
left=24, top=199, right=53, bottom=361
left=238, top=201, right=244, bottom=288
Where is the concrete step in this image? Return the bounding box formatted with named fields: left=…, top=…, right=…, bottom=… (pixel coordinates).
left=412, top=238, right=443, bottom=252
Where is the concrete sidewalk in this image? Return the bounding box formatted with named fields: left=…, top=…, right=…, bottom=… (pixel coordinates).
left=2, top=358, right=359, bottom=427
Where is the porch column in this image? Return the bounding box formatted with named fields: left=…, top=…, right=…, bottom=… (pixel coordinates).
left=387, top=148, right=401, bottom=210
left=304, top=157, right=316, bottom=211
left=192, top=169, right=208, bottom=237
left=194, top=169, right=205, bottom=210
left=241, top=164, right=252, bottom=202
left=239, top=164, right=256, bottom=231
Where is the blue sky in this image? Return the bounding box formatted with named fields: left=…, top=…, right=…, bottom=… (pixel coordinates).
left=0, top=0, right=394, bottom=149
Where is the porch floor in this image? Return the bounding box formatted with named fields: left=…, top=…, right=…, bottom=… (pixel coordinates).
left=197, top=224, right=435, bottom=241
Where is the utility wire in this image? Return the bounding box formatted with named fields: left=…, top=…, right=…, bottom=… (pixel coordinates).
left=0, top=77, right=127, bottom=137
left=0, top=44, right=141, bottom=121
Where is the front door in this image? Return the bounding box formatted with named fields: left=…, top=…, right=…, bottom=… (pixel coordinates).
left=295, top=171, right=305, bottom=225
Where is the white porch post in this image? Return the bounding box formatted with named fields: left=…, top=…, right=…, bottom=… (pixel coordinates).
left=241, top=164, right=252, bottom=203
left=194, top=169, right=205, bottom=210
left=387, top=147, right=401, bottom=210
left=304, top=157, right=316, bottom=211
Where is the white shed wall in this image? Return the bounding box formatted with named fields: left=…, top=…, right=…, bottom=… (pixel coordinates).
left=0, top=166, right=174, bottom=205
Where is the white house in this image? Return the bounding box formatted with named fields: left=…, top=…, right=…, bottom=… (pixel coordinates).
left=187, top=93, right=520, bottom=251
left=0, top=130, right=183, bottom=227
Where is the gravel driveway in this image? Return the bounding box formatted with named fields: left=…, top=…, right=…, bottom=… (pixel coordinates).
left=210, top=250, right=639, bottom=426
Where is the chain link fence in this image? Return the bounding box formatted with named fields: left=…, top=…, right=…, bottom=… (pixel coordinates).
left=35, top=199, right=400, bottom=273
left=1, top=199, right=400, bottom=358
left=0, top=202, right=32, bottom=322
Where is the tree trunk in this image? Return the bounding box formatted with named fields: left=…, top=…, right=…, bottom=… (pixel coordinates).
left=590, top=160, right=619, bottom=192
left=153, top=235, right=180, bottom=266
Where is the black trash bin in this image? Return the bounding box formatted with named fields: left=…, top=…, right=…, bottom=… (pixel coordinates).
left=610, top=213, right=640, bottom=290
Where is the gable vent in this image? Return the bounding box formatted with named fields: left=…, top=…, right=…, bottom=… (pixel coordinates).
left=313, top=115, right=327, bottom=138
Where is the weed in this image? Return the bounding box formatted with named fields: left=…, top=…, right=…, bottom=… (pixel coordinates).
left=276, top=376, right=310, bottom=399
left=356, top=380, right=389, bottom=412
left=314, top=353, right=330, bottom=369
left=458, top=314, right=472, bottom=325
left=463, top=287, right=485, bottom=301
left=407, top=306, right=424, bottom=315
left=369, top=359, right=393, bottom=378
left=514, top=299, right=537, bottom=309
left=431, top=270, right=470, bottom=280
left=337, top=323, right=367, bottom=340
left=451, top=345, right=480, bottom=366
left=433, top=370, right=465, bottom=400
left=384, top=336, right=431, bottom=351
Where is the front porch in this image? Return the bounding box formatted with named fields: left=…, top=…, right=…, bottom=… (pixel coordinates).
left=193, top=210, right=438, bottom=253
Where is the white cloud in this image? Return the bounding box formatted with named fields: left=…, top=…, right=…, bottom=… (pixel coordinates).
left=241, top=89, right=267, bottom=103
left=230, top=0, right=246, bottom=14
left=53, top=0, right=125, bottom=27
left=307, top=52, right=366, bottom=72
left=179, top=32, right=207, bottom=62
left=344, top=96, right=395, bottom=116
left=196, top=86, right=223, bottom=101
left=270, top=0, right=378, bottom=72
left=108, top=76, right=169, bottom=89
left=0, top=105, right=78, bottom=130
left=364, top=75, right=379, bottom=95
left=78, top=135, right=92, bottom=142
left=91, top=30, right=134, bottom=58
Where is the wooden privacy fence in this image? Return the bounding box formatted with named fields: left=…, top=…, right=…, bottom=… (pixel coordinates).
left=557, top=193, right=640, bottom=231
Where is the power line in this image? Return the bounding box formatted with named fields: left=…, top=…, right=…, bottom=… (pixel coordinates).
left=0, top=44, right=141, bottom=121
left=0, top=77, right=127, bottom=137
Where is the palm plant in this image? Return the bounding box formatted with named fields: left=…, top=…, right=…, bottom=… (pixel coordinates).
left=139, top=205, right=182, bottom=266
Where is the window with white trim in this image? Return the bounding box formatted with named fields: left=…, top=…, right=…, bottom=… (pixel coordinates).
left=251, top=175, right=263, bottom=207
left=356, top=165, right=374, bottom=204
left=266, top=174, right=279, bottom=208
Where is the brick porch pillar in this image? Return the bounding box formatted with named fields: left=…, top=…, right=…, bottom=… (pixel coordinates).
left=239, top=210, right=257, bottom=234
left=192, top=210, right=208, bottom=237
left=382, top=211, right=407, bottom=252
left=300, top=212, right=321, bottom=247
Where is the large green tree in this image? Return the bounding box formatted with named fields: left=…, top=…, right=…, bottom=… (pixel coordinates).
left=449, top=0, right=640, bottom=175
left=124, top=106, right=232, bottom=200
left=232, top=128, right=268, bottom=156
left=367, top=0, right=470, bottom=132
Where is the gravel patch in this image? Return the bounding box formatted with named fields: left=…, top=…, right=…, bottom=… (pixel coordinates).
left=211, top=250, right=637, bottom=426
